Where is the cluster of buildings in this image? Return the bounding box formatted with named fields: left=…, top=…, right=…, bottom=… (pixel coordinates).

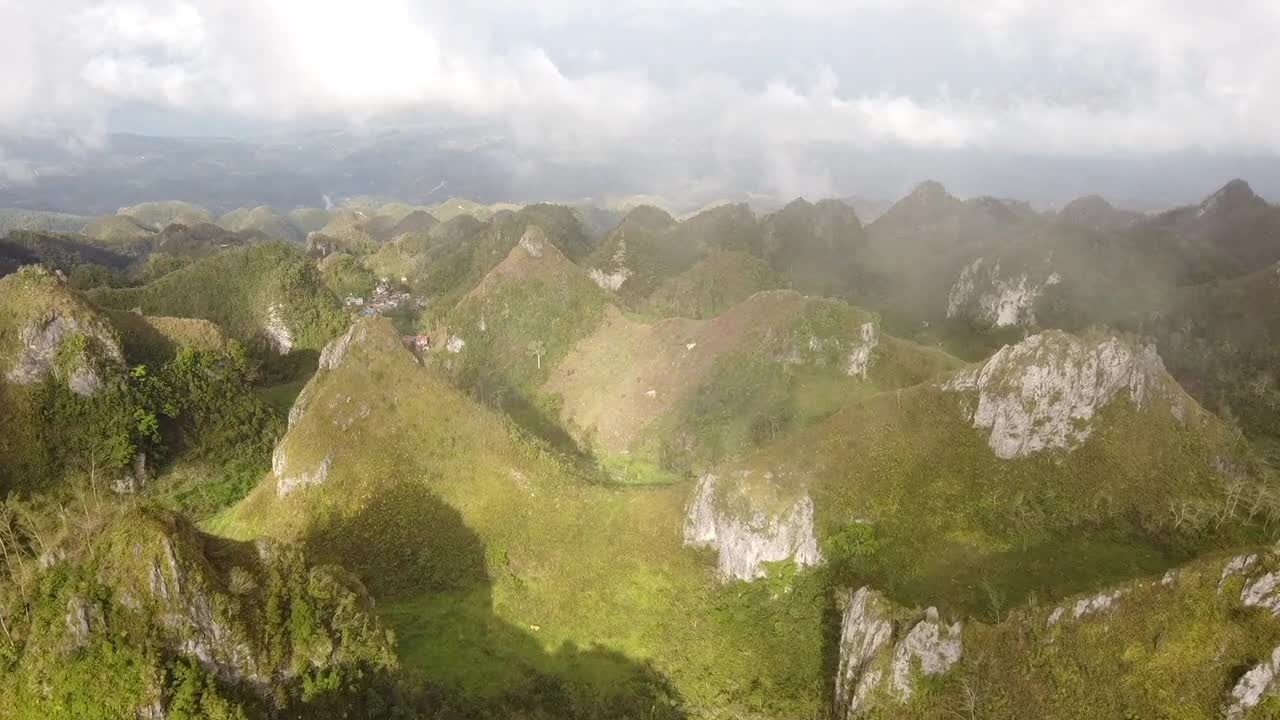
left=344, top=276, right=419, bottom=317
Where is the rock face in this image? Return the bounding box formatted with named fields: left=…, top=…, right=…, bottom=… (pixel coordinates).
left=518, top=227, right=546, bottom=257
left=1242, top=572, right=1280, bottom=615
left=845, top=322, right=879, bottom=379
left=263, top=302, right=294, bottom=354
left=274, top=448, right=333, bottom=498
left=946, top=257, right=1060, bottom=328
left=1228, top=646, right=1280, bottom=720
left=6, top=314, right=124, bottom=397
left=944, top=331, right=1181, bottom=459
left=682, top=473, right=822, bottom=581
left=588, top=232, right=632, bottom=290
left=890, top=608, right=963, bottom=700
left=834, top=588, right=894, bottom=717
left=834, top=586, right=963, bottom=719
left=77, top=510, right=398, bottom=716
left=318, top=321, right=368, bottom=371
left=145, top=533, right=260, bottom=683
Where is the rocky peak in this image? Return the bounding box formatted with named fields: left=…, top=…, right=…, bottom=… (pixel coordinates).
left=1058, top=194, right=1141, bottom=229
left=619, top=204, right=676, bottom=231
left=517, top=226, right=548, bottom=257
left=1199, top=179, right=1264, bottom=218
left=905, top=180, right=950, bottom=207
left=944, top=331, right=1184, bottom=458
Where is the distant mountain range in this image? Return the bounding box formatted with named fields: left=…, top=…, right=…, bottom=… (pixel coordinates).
left=3, top=128, right=1279, bottom=215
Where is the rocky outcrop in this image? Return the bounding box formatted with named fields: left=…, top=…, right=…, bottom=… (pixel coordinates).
left=6, top=314, right=124, bottom=397
left=518, top=227, right=546, bottom=257
left=1221, top=553, right=1261, bottom=590
left=318, top=321, right=368, bottom=371
left=945, top=257, right=1060, bottom=328
left=1228, top=646, right=1280, bottom=720
left=588, top=232, right=632, bottom=290
left=274, top=447, right=333, bottom=498
left=1046, top=587, right=1130, bottom=627
left=834, top=587, right=963, bottom=719
left=890, top=608, right=963, bottom=700
left=944, top=331, right=1182, bottom=459
left=1242, top=572, right=1280, bottom=615
left=834, top=588, right=894, bottom=716
left=263, top=303, right=293, bottom=354
left=74, top=510, right=398, bottom=716
left=682, top=473, right=822, bottom=581
left=845, top=322, right=879, bottom=379
left=64, top=596, right=104, bottom=650
left=140, top=532, right=261, bottom=685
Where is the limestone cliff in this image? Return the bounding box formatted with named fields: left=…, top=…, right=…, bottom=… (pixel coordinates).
left=682, top=472, right=822, bottom=581
left=944, top=331, right=1185, bottom=458
left=946, top=256, right=1060, bottom=328
left=834, top=587, right=963, bottom=719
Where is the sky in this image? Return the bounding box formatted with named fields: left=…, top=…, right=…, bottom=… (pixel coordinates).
left=1, top=0, right=1279, bottom=204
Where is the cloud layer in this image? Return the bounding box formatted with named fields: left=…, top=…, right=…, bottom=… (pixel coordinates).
left=2, top=1, right=1279, bottom=194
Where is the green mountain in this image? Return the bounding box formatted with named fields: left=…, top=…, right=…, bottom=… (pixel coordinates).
left=0, top=209, right=92, bottom=237
left=8, top=186, right=1280, bottom=720
left=0, top=231, right=132, bottom=283
left=0, top=504, right=398, bottom=719
left=693, top=330, right=1266, bottom=612
left=214, top=317, right=812, bottom=718
left=546, top=290, right=958, bottom=482
left=116, top=201, right=214, bottom=230
left=218, top=206, right=305, bottom=244
left=0, top=266, right=287, bottom=507
left=88, top=243, right=347, bottom=358
left=830, top=547, right=1280, bottom=719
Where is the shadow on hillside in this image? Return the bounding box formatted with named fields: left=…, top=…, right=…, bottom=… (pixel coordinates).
left=461, top=366, right=597, bottom=468
left=304, top=480, right=687, bottom=719
left=500, top=389, right=597, bottom=466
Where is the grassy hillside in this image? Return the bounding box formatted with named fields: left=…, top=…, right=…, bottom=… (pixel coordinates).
left=317, top=252, right=377, bottom=299
left=439, top=227, right=614, bottom=450
left=842, top=548, right=1280, bottom=719
left=89, top=243, right=347, bottom=357
left=642, top=250, right=778, bottom=320
left=710, top=330, right=1272, bottom=617
left=212, top=317, right=830, bottom=719
left=1152, top=262, right=1280, bottom=462
left=218, top=205, right=304, bottom=243
left=116, top=201, right=213, bottom=229
left=546, top=291, right=961, bottom=483
left=387, top=206, right=592, bottom=319
left=83, top=215, right=154, bottom=252
left=0, top=209, right=91, bottom=236
left=0, top=231, right=132, bottom=284
left=287, top=207, right=331, bottom=234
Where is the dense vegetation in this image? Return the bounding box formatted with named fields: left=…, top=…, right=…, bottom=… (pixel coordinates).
left=89, top=243, right=348, bottom=357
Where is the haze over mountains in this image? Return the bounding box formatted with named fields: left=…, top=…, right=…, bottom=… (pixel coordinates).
left=4, top=129, right=1280, bottom=216
left=5, top=1, right=1280, bottom=717
left=3, top=172, right=1280, bottom=718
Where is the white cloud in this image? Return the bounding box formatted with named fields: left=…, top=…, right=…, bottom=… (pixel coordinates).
left=1, top=0, right=1278, bottom=186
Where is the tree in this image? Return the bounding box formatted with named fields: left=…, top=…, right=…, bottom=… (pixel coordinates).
left=526, top=339, right=546, bottom=370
